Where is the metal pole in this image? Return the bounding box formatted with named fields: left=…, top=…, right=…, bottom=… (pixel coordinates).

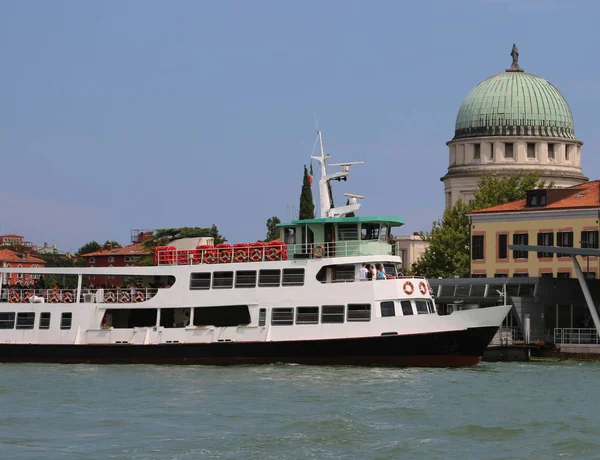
left=572, top=255, right=600, bottom=339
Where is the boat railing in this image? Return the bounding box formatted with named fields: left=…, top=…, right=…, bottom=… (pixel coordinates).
left=154, top=240, right=401, bottom=266
left=0, top=287, right=159, bottom=304
left=554, top=328, right=600, bottom=345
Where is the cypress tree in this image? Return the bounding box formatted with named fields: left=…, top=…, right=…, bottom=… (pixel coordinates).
left=299, top=165, right=315, bottom=220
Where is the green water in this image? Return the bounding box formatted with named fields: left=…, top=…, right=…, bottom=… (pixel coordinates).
left=0, top=362, right=598, bottom=459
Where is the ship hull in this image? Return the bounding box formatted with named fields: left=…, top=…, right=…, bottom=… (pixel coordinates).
left=0, top=325, right=498, bottom=367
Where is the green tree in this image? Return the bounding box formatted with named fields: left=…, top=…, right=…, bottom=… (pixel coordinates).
left=142, top=226, right=226, bottom=249
left=265, top=216, right=281, bottom=241
left=299, top=165, right=315, bottom=220
left=103, top=240, right=122, bottom=249
left=417, top=172, right=553, bottom=278
left=77, top=241, right=101, bottom=255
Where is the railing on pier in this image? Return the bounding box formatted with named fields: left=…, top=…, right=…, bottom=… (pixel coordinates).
left=489, top=327, right=550, bottom=346
left=0, top=288, right=158, bottom=304
left=554, top=328, right=600, bottom=345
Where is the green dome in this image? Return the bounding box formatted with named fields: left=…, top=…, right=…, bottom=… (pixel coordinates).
left=454, top=71, right=575, bottom=140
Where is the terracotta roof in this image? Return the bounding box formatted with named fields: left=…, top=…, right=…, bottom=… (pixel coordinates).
left=0, top=234, right=24, bottom=238
left=0, top=249, right=45, bottom=263
left=471, top=180, right=600, bottom=214
left=82, top=243, right=150, bottom=257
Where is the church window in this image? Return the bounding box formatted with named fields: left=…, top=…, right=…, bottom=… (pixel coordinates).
left=473, top=144, right=480, bottom=159
left=548, top=143, right=555, bottom=159
left=565, top=145, right=571, bottom=161
left=527, top=143, right=536, bottom=158
left=504, top=143, right=514, bottom=158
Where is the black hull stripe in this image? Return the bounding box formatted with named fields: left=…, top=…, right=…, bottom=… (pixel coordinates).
left=0, top=326, right=499, bottom=367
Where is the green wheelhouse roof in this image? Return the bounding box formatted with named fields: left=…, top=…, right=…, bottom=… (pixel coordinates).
left=277, top=215, right=404, bottom=227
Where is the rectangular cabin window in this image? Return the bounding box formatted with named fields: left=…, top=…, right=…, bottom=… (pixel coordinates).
left=427, top=300, right=435, bottom=313
left=0, top=312, right=15, bottom=329
left=60, top=312, right=72, bottom=330
left=16, top=312, right=35, bottom=329
left=527, top=143, right=536, bottom=158
left=235, top=270, right=257, bottom=288
left=548, top=143, right=555, bottom=159
left=321, top=305, right=345, bottom=323
left=259, top=270, right=281, bottom=287
left=415, top=301, right=429, bottom=315
left=505, top=143, right=514, bottom=158
left=39, top=312, right=51, bottom=329
left=498, top=234, right=508, bottom=259
left=105, top=308, right=157, bottom=328
left=193, top=305, right=251, bottom=327
left=473, top=143, right=480, bottom=159
left=284, top=228, right=296, bottom=245
left=400, top=301, right=414, bottom=316
left=213, top=271, right=234, bottom=289
left=258, top=308, right=266, bottom=326
left=332, top=264, right=355, bottom=282
left=271, top=308, right=294, bottom=326
left=282, top=268, right=305, bottom=286
left=347, top=303, right=371, bottom=322
left=190, top=273, right=211, bottom=290
left=380, top=301, right=395, bottom=317
left=296, top=306, right=319, bottom=324
left=338, top=224, right=358, bottom=241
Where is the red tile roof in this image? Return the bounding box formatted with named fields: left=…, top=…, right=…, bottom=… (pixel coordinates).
left=471, top=180, right=600, bottom=214
left=81, top=243, right=149, bottom=257
left=0, top=249, right=45, bottom=263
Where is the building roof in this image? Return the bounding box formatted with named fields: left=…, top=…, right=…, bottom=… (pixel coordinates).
left=81, top=243, right=150, bottom=257
left=0, top=234, right=24, bottom=239
left=471, top=181, right=600, bottom=214
left=0, top=249, right=44, bottom=263
left=277, top=215, right=405, bottom=227
left=454, top=70, right=575, bottom=141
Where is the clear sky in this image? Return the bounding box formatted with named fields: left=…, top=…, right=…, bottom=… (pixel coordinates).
left=2, top=0, right=599, bottom=251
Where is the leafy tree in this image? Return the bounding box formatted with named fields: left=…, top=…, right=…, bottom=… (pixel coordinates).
left=103, top=240, right=122, bottom=249
left=265, top=216, right=281, bottom=241
left=142, top=226, right=226, bottom=249
left=299, top=165, right=315, bottom=220
left=417, top=172, right=553, bottom=278
left=77, top=241, right=101, bottom=255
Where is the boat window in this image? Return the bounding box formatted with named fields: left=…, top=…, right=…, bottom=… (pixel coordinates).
left=284, top=228, right=296, bottom=245
left=361, top=223, right=380, bottom=240
left=194, top=306, right=250, bottom=327
left=60, top=312, right=73, bottom=330
left=415, top=301, right=429, bottom=315
left=338, top=224, right=358, bottom=241
left=160, top=308, right=191, bottom=328
left=39, top=312, right=51, bottom=329
left=347, top=303, right=371, bottom=322
left=0, top=312, right=15, bottom=329
left=190, top=273, right=211, bottom=290
left=271, top=308, right=294, bottom=326
left=259, top=270, right=281, bottom=287
left=16, top=312, right=35, bottom=330
left=427, top=300, right=435, bottom=313
left=316, top=264, right=355, bottom=283
left=380, top=301, right=395, bottom=317
left=296, top=306, right=319, bottom=324
left=258, top=308, right=267, bottom=326
left=235, top=270, right=257, bottom=288
left=103, top=309, right=157, bottom=328
left=400, top=301, right=414, bottom=316
left=213, top=271, right=234, bottom=289
left=383, top=264, right=396, bottom=277
left=282, top=268, right=304, bottom=286
left=321, top=305, right=345, bottom=323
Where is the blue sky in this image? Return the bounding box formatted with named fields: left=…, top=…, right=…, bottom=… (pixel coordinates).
left=2, top=0, right=599, bottom=251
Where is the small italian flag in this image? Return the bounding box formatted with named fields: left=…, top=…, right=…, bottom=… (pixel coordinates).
left=308, top=163, right=314, bottom=185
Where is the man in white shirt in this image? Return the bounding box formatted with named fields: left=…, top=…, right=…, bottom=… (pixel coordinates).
left=360, top=263, right=368, bottom=281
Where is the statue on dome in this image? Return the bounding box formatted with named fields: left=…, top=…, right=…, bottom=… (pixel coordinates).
left=507, top=43, right=523, bottom=72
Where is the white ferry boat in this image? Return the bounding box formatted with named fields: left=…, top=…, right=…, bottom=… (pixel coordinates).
left=0, top=132, right=510, bottom=366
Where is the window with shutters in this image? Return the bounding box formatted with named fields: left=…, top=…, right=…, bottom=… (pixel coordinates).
left=512, top=233, right=529, bottom=259
left=537, top=232, right=554, bottom=258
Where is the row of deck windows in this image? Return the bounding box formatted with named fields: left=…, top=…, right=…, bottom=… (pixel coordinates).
left=190, top=268, right=305, bottom=290
left=0, top=312, right=72, bottom=330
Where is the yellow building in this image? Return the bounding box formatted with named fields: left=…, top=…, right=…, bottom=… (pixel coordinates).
left=469, top=181, right=600, bottom=279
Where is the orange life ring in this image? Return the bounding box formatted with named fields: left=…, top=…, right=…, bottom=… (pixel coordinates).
left=234, top=249, right=247, bottom=263
left=22, top=291, right=33, bottom=303
left=63, top=291, right=74, bottom=303
left=418, top=281, right=427, bottom=295
left=120, top=291, right=131, bottom=303
left=403, top=281, right=414, bottom=295
left=250, top=248, right=262, bottom=262
left=134, top=291, right=145, bottom=303
left=104, top=292, right=116, bottom=303
left=427, top=281, right=433, bottom=294
left=220, top=251, right=231, bottom=264
left=49, top=290, right=60, bottom=303
left=204, top=251, right=216, bottom=264
left=266, top=247, right=280, bottom=261
left=312, top=245, right=325, bottom=259
left=8, top=290, right=20, bottom=303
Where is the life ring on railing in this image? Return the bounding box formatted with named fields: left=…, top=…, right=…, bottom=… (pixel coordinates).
left=49, top=290, right=61, bottom=303
left=234, top=249, right=247, bottom=263
left=403, top=281, right=414, bottom=295
left=21, top=291, right=33, bottom=303
left=418, top=281, right=427, bottom=295
left=134, top=291, right=145, bottom=303
left=63, top=291, right=74, bottom=303
left=8, top=290, right=20, bottom=303
left=220, top=252, right=231, bottom=264
left=104, top=292, right=116, bottom=303
left=120, top=291, right=131, bottom=303
left=312, top=245, right=325, bottom=259
left=204, top=251, right=216, bottom=264
left=266, top=247, right=280, bottom=261
left=427, top=281, right=434, bottom=295
left=250, top=248, right=262, bottom=262
left=15, top=278, right=22, bottom=286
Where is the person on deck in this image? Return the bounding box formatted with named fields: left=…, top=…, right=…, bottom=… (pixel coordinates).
left=360, top=263, right=368, bottom=281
